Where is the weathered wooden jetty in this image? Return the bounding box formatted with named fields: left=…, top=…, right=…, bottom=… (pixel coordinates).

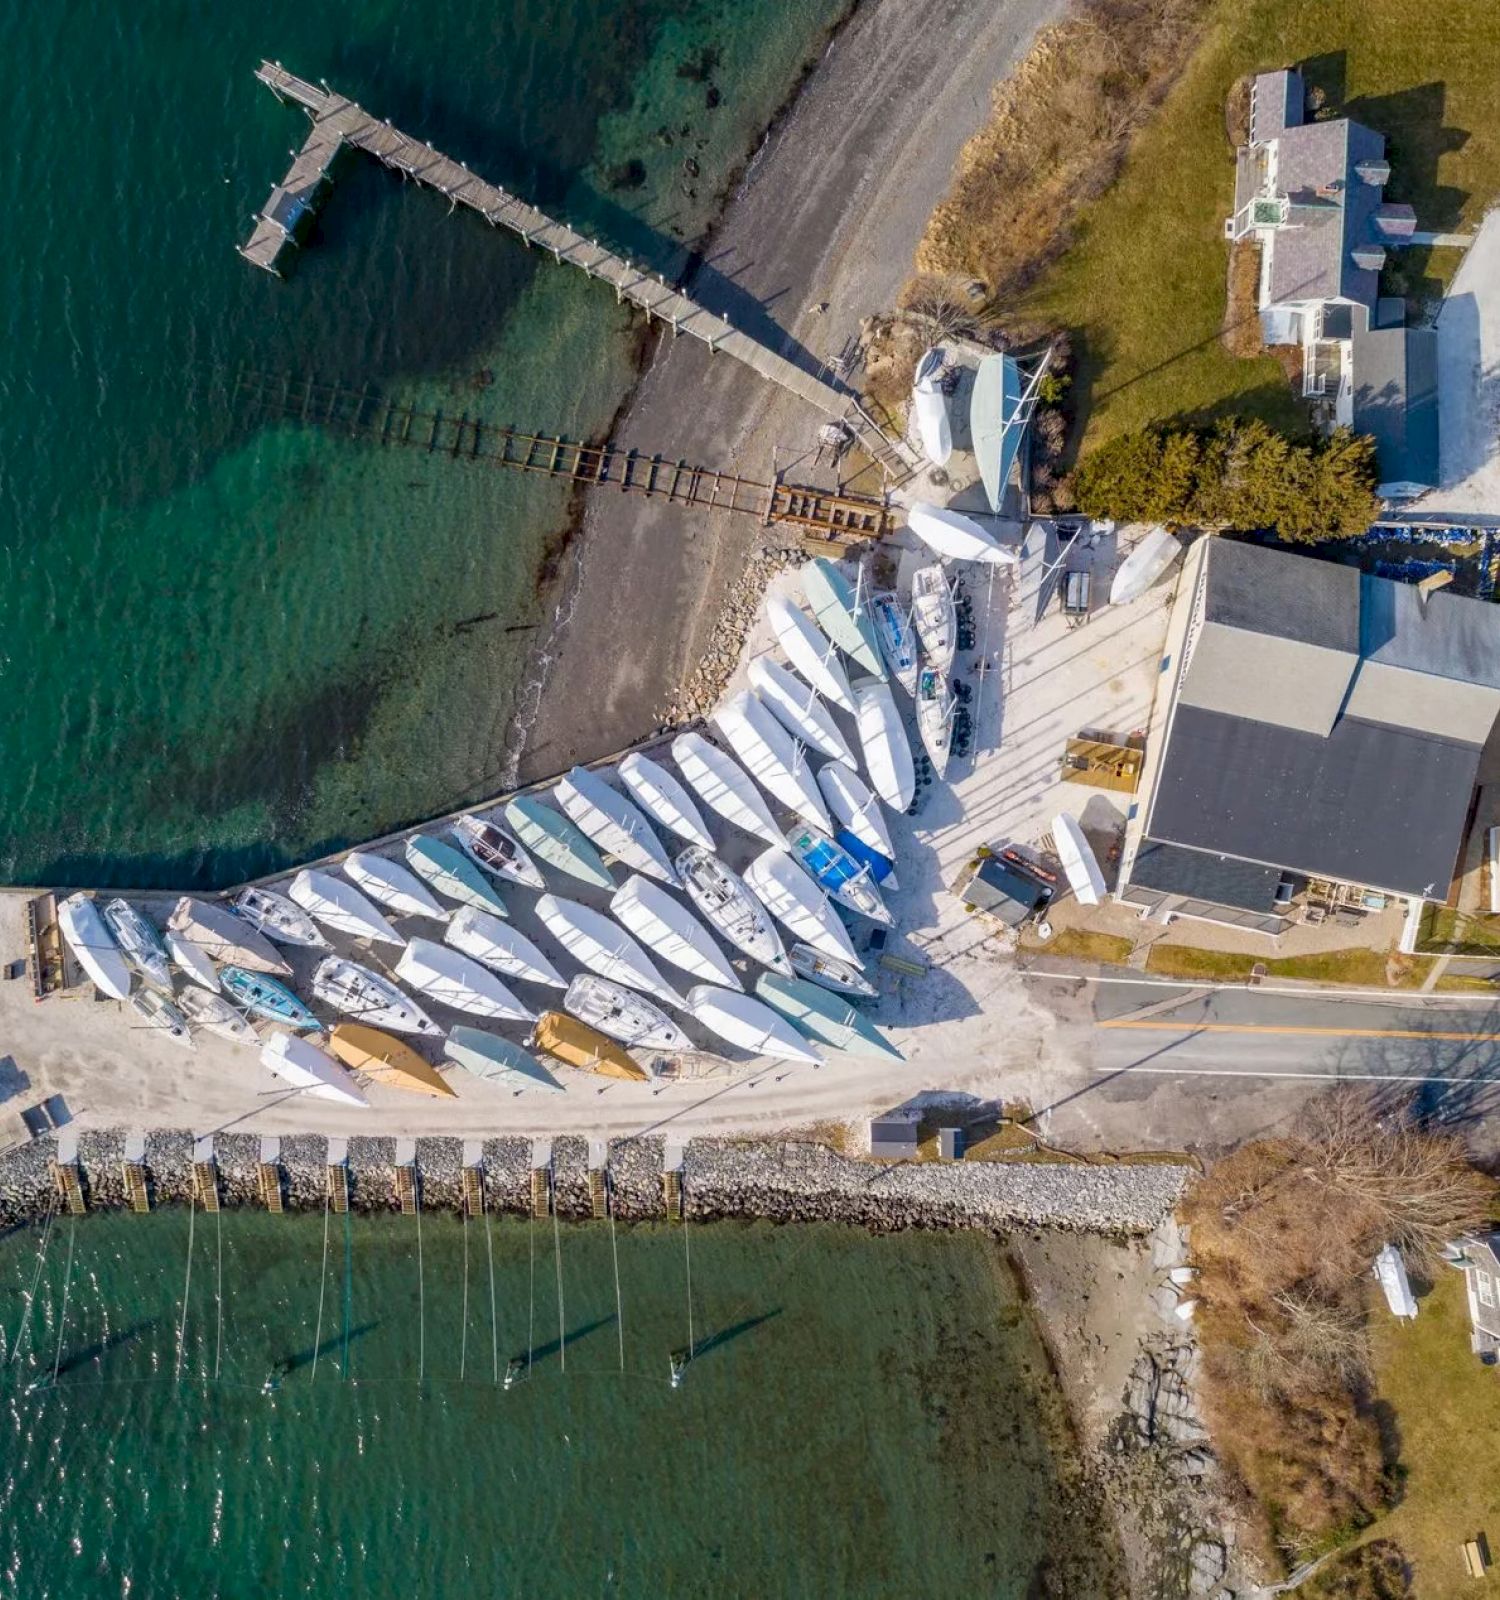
left=240, top=61, right=918, bottom=481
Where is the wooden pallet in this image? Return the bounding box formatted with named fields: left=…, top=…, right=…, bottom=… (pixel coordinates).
left=51, top=1162, right=85, bottom=1215
left=327, top=1163, right=349, bottom=1214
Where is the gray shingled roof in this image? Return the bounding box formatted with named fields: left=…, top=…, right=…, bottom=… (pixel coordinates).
left=1351, top=326, right=1439, bottom=490
left=1266, top=119, right=1387, bottom=308
left=1130, top=841, right=1282, bottom=912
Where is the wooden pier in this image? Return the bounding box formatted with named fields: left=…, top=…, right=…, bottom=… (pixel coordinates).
left=241, top=61, right=919, bottom=480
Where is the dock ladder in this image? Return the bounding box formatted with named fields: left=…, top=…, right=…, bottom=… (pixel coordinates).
left=122, top=1133, right=150, bottom=1213
left=192, top=1135, right=220, bottom=1213
left=258, top=1136, right=284, bottom=1213
left=662, top=1140, right=685, bottom=1220
left=327, top=1136, right=349, bottom=1214
left=394, top=1138, right=418, bottom=1216
left=462, top=1139, right=485, bottom=1218
left=51, top=1129, right=86, bottom=1215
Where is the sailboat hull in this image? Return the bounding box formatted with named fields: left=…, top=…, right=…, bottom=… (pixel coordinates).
left=616, top=752, right=716, bottom=851
left=58, top=894, right=132, bottom=1001
left=800, top=559, right=885, bottom=679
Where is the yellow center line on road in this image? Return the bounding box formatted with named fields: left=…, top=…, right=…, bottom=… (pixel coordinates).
left=1096, top=1019, right=1500, bottom=1042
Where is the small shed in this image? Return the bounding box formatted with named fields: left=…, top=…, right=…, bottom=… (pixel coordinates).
left=937, top=1127, right=965, bottom=1162
left=868, top=1115, right=919, bottom=1159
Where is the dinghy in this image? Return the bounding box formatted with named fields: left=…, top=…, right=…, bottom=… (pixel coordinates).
left=817, top=764, right=897, bottom=878
left=789, top=942, right=876, bottom=998
left=1109, top=526, right=1181, bottom=605
left=671, top=731, right=783, bottom=849
left=312, top=956, right=441, bottom=1037
left=912, top=346, right=953, bottom=466
left=343, top=851, right=447, bottom=921
left=404, top=834, right=510, bottom=918
left=855, top=684, right=916, bottom=811
left=800, top=560, right=884, bottom=679
left=535, top=894, right=683, bottom=1007
left=220, top=966, right=320, bottom=1030
left=260, top=1032, right=368, bottom=1108
left=685, top=985, right=823, bottom=1066
left=58, top=893, right=132, bottom=1001
left=233, top=886, right=329, bottom=949
left=915, top=665, right=956, bottom=779
left=529, top=1011, right=649, bottom=1081
left=394, top=938, right=534, bottom=1022
left=565, top=974, right=688, bottom=1052
left=450, top=812, right=546, bottom=891
left=445, top=906, right=565, bottom=989
left=747, top=656, right=856, bottom=767
left=871, top=593, right=919, bottom=698
left=907, top=501, right=1018, bottom=566
left=444, top=1026, right=563, bottom=1092
left=1052, top=813, right=1108, bottom=906
left=785, top=825, right=892, bottom=926
left=102, top=898, right=172, bottom=990
left=766, top=593, right=855, bottom=712
left=129, top=989, right=193, bottom=1050
left=755, top=974, right=903, bottom=1061
left=502, top=795, right=613, bottom=891
left=744, top=846, right=860, bottom=965
left=556, top=765, right=678, bottom=886
left=675, top=846, right=790, bottom=975
left=289, top=870, right=402, bottom=947
left=610, top=875, right=741, bottom=990
left=165, top=930, right=219, bottom=992
left=178, top=985, right=257, bottom=1045
left=616, top=752, right=715, bottom=851
left=911, top=565, right=957, bottom=672
left=328, top=1023, right=456, bottom=1098
left=168, top=897, right=289, bottom=976
left=712, top=693, right=832, bottom=833
left=971, top=351, right=1026, bottom=512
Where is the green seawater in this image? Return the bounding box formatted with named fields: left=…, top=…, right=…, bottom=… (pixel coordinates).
left=0, top=0, right=846, bottom=890
left=0, top=1213, right=1114, bottom=1597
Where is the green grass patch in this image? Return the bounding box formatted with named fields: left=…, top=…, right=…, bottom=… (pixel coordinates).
left=1146, top=944, right=1432, bottom=987
left=1145, top=944, right=1257, bottom=980
left=1018, top=926, right=1135, bottom=965
left=1418, top=905, right=1500, bottom=957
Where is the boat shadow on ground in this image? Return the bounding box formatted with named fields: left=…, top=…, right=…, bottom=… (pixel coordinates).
left=690, top=1307, right=781, bottom=1362
left=523, top=1313, right=618, bottom=1368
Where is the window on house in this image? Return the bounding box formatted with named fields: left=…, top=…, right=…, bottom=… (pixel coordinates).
left=1479, top=1271, right=1495, bottom=1308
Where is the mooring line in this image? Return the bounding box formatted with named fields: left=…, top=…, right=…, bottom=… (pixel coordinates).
left=459, top=1207, right=469, bottom=1384
left=527, top=1216, right=536, bottom=1374
left=310, top=1191, right=331, bottom=1383
left=551, top=1199, right=566, bottom=1374
left=174, top=1191, right=197, bottom=1384
left=50, top=1218, right=77, bottom=1386
left=682, top=1207, right=695, bottom=1361
left=10, top=1196, right=60, bottom=1366
left=213, top=1204, right=224, bottom=1382
left=341, top=1207, right=353, bottom=1380
left=606, top=1181, right=625, bottom=1373
left=485, top=1206, right=498, bottom=1385
left=416, top=1185, right=426, bottom=1385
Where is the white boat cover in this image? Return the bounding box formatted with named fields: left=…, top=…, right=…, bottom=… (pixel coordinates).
left=907, top=501, right=1019, bottom=566
left=712, top=693, right=832, bottom=833
left=58, top=893, right=132, bottom=1001
left=444, top=1026, right=563, bottom=1092
left=166, top=930, right=220, bottom=992
left=503, top=794, right=614, bottom=891
left=755, top=973, right=904, bottom=1061
left=556, top=765, right=678, bottom=885
left=855, top=683, right=916, bottom=811
left=395, top=937, right=534, bottom=1021
left=289, top=870, right=403, bottom=946
left=1051, top=813, right=1108, bottom=906
left=912, top=347, right=953, bottom=467
left=971, top=351, right=1026, bottom=512
left=610, top=875, right=740, bottom=990
left=616, top=752, right=715, bottom=851
left=535, top=894, right=684, bottom=1007
left=686, top=985, right=823, bottom=1066
left=800, top=559, right=885, bottom=679
left=260, top=1032, right=369, bottom=1108
left=817, top=763, right=897, bottom=868
left=565, top=974, right=688, bottom=1052
left=743, top=847, right=859, bottom=965
left=675, top=846, right=791, bottom=975
left=445, top=906, right=565, bottom=989
left=167, top=897, right=289, bottom=976
left=311, top=956, right=440, bottom=1036
left=747, top=656, right=855, bottom=768
left=344, top=851, right=447, bottom=921
left=671, top=731, right=783, bottom=849
left=1109, top=526, right=1181, bottom=604
left=766, top=593, right=855, bottom=712
left=404, top=834, right=511, bottom=917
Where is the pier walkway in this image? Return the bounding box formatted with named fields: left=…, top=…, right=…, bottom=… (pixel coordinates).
left=242, top=62, right=919, bottom=481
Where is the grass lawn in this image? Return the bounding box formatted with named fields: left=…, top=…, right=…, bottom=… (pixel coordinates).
left=1145, top=944, right=1257, bottom=981
left=1364, top=1273, right=1500, bottom=1598
left=1018, top=926, right=1135, bottom=965
left=1419, top=906, right=1500, bottom=956
left=1020, top=0, right=1500, bottom=449
left=1145, top=943, right=1433, bottom=986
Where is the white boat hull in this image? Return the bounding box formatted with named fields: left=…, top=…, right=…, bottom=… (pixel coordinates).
left=712, top=692, right=832, bottom=834
left=675, top=847, right=790, bottom=975
left=179, top=985, right=257, bottom=1045
left=855, top=684, right=916, bottom=812
left=290, top=870, right=403, bottom=947
left=766, top=594, right=855, bottom=713
left=168, top=897, right=289, bottom=976
left=445, top=906, right=566, bottom=989
left=817, top=764, right=897, bottom=868
left=748, top=656, right=856, bottom=767
left=535, top=894, right=684, bottom=1008
left=395, top=938, right=534, bottom=1021
left=1052, top=813, right=1108, bottom=906
left=686, top=985, right=823, bottom=1065
left=907, top=500, right=1017, bottom=566
left=166, top=930, right=220, bottom=992
left=671, top=731, right=783, bottom=849
left=916, top=668, right=955, bottom=779
left=610, top=875, right=741, bottom=990
left=102, top=898, right=172, bottom=990
left=261, top=1033, right=369, bottom=1107
left=1109, top=526, right=1181, bottom=604
left=312, top=956, right=440, bottom=1036
left=566, top=974, right=688, bottom=1052
left=912, top=347, right=953, bottom=467
left=788, top=943, right=875, bottom=998
left=344, top=851, right=448, bottom=921
left=911, top=565, right=957, bottom=673
left=234, top=886, right=329, bottom=948
left=616, top=752, right=715, bottom=851
left=744, top=846, right=859, bottom=966
left=57, top=894, right=131, bottom=1001
left=556, top=766, right=678, bottom=885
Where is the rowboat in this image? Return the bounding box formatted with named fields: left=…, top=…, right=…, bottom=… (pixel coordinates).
left=870, top=593, right=919, bottom=698
left=502, top=795, right=613, bottom=892
left=685, top=985, right=823, bottom=1065
left=911, top=565, right=957, bottom=672
left=311, top=956, right=441, bottom=1037
left=1109, top=526, right=1181, bottom=604
left=785, top=825, right=892, bottom=926
left=1052, top=812, right=1108, bottom=906
left=328, top=1023, right=456, bottom=1098
left=444, top=1027, right=563, bottom=1092
left=788, top=942, right=875, bottom=998
left=220, top=965, right=319, bottom=1030
left=165, top=930, right=220, bottom=992
left=907, top=501, right=1018, bottom=566
left=450, top=812, right=545, bottom=891
left=404, top=834, right=510, bottom=918
left=747, top=656, right=856, bottom=767
left=529, top=1011, right=650, bottom=1081
left=743, top=846, right=859, bottom=965
left=102, top=898, right=172, bottom=990
left=535, top=895, right=683, bottom=1007
left=445, top=906, right=565, bottom=989
left=178, top=985, right=257, bottom=1045
left=712, top=693, right=832, bottom=834
left=671, top=731, right=783, bottom=849
left=167, top=897, right=289, bottom=976
left=394, top=938, right=534, bottom=1021
left=675, top=846, right=790, bottom=975
left=58, top=893, right=131, bottom=1001
left=289, top=870, right=402, bottom=947
left=817, top=764, right=897, bottom=878
left=915, top=665, right=955, bottom=779
left=555, top=765, right=678, bottom=886
left=610, top=875, right=741, bottom=990
left=800, top=559, right=884, bottom=679
left=912, top=346, right=953, bottom=467
left=616, top=752, right=715, bottom=851
left=129, top=988, right=193, bottom=1050
left=855, top=684, right=915, bottom=811
left=233, top=886, right=329, bottom=949
left=260, top=1032, right=368, bottom=1108
left=766, top=593, right=855, bottom=712
left=754, top=974, right=904, bottom=1061
left=970, top=352, right=1025, bottom=513
left=565, top=974, right=689, bottom=1052
left=343, top=851, right=447, bottom=921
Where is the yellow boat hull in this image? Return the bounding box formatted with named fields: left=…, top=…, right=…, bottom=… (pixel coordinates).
left=328, top=1023, right=458, bottom=1098
left=531, top=1011, right=649, bottom=1082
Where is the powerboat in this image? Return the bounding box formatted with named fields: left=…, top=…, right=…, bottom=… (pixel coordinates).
left=785, top=824, right=892, bottom=926
left=444, top=1026, right=563, bottom=1092
left=743, top=846, right=859, bottom=966
left=817, top=764, right=897, bottom=879
left=555, top=765, right=678, bottom=886
left=220, top=966, right=319, bottom=1030
left=910, top=565, right=957, bottom=672
left=610, top=874, right=741, bottom=990
left=747, top=656, right=856, bottom=767
left=178, top=985, right=257, bottom=1045
left=502, top=795, right=613, bottom=892
left=167, top=897, right=289, bottom=976
left=328, top=1023, right=456, bottom=1098
left=800, top=559, right=884, bottom=679
left=1109, top=526, right=1181, bottom=604
left=58, top=893, right=131, bottom=1001
left=754, top=974, right=903, bottom=1061
left=233, top=886, right=329, bottom=949
left=129, top=988, right=193, bottom=1049
left=311, top=956, right=441, bottom=1036
left=915, top=665, right=956, bottom=779
left=1052, top=812, right=1108, bottom=906
left=907, top=501, right=1018, bottom=565
left=342, top=851, right=447, bottom=921
left=565, top=974, right=688, bottom=1053
left=871, top=593, right=919, bottom=698
left=912, top=346, right=953, bottom=466
left=451, top=812, right=546, bottom=891
left=854, top=684, right=915, bottom=811
left=445, top=906, right=565, bottom=989
left=534, top=894, right=683, bottom=1008
left=788, top=942, right=875, bottom=998
left=165, top=930, right=219, bottom=992
left=288, top=870, right=402, bottom=947
left=766, top=593, right=855, bottom=712
left=685, top=985, right=822, bottom=1066
left=616, top=752, right=715, bottom=851
left=394, top=938, right=533, bottom=1022
left=712, top=693, right=832, bottom=834
left=675, top=846, right=790, bottom=975
left=260, top=1032, right=368, bottom=1108
left=671, top=731, right=782, bottom=850
left=102, top=898, right=172, bottom=990
left=404, top=834, right=511, bottom=918
left=529, top=1011, right=650, bottom=1081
